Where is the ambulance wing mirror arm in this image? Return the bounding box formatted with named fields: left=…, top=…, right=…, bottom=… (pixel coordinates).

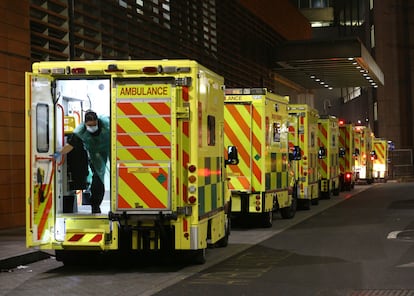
left=289, top=146, right=301, bottom=161
left=339, top=147, right=346, bottom=158
left=318, top=147, right=327, bottom=159
left=353, top=148, right=360, bottom=156
left=225, top=146, right=239, bottom=166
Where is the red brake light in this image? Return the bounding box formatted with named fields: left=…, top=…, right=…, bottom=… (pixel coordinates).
left=72, top=68, right=86, bottom=74
left=188, top=165, right=196, bottom=173
left=182, top=86, right=189, bottom=101
left=142, top=66, right=158, bottom=74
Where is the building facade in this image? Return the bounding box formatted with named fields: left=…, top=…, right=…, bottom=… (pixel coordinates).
left=0, top=0, right=311, bottom=229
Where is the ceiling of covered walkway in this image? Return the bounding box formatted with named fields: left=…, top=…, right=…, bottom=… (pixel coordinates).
left=273, top=38, right=384, bottom=90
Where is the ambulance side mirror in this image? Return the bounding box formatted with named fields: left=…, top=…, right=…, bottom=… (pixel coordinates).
left=353, top=148, right=360, bottom=156
left=225, top=146, right=239, bottom=166
left=289, top=145, right=301, bottom=161
left=339, top=147, right=346, bottom=158
left=318, top=146, right=327, bottom=159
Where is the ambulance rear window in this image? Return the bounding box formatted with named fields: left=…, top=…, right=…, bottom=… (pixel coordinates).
left=207, top=115, right=216, bottom=146
left=36, top=103, right=49, bottom=153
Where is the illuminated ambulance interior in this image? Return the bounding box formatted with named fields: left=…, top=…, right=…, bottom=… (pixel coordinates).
left=56, top=79, right=111, bottom=215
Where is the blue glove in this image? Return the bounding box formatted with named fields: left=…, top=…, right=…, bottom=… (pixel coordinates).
left=52, top=151, right=61, bottom=159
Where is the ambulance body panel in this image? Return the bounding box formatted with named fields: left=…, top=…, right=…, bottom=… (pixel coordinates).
left=288, top=104, right=320, bottom=210
left=25, top=60, right=230, bottom=264
left=338, top=122, right=356, bottom=191
left=353, top=125, right=374, bottom=184
left=224, top=88, right=296, bottom=227
left=373, top=138, right=388, bottom=181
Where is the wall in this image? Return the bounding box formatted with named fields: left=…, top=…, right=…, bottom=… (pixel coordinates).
left=0, top=2, right=30, bottom=229
left=374, top=1, right=414, bottom=149
left=238, top=0, right=312, bottom=40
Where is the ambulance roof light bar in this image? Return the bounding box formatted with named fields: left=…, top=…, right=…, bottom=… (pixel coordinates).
left=225, top=88, right=266, bottom=95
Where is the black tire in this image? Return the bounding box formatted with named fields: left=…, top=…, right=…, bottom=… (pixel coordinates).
left=193, top=248, right=206, bottom=265
left=216, top=216, right=231, bottom=247
left=311, top=197, right=319, bottom=205
left=298, top=198, right=311, bottom=210
left=261, top=211, right=273, bottom=228
left=280, top=191, right=297, bottom=219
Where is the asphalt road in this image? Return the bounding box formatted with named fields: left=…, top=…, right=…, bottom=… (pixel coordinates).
left=2, top=182, right=414, bottom=296
left=155, top=182, right=414, bottom=296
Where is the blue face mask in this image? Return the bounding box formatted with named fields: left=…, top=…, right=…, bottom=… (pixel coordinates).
left=86, top=125, right=98, bottom=133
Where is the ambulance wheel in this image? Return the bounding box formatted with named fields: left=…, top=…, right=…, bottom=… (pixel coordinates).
left=192, top=248, right=206, bottom=265
left=311, top=197, right=319, bottom=205
left=298, top=199, right=311, bottom=210
left=280, top=194, right=297, bottom=219
left=261, top=211, right=273, bottom=228
left=216, top=216, right=231, bottom=247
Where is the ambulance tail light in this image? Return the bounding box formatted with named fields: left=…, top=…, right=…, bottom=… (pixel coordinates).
left=188, top=164, right=196, bottom=173
left=182, top=86, right=189, bottom=101
left=187, top=164, right=197, bottom=203
left=142, top=66, right=159, bottom=74
left=188, top=196, right=197, bottom=204
left=72, top=68, right=86, bottom=74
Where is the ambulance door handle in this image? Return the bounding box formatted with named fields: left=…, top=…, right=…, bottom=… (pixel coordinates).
left=56, top=103, right=65, bottom=166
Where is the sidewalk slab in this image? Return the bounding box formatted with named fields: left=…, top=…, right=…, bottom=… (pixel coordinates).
left=0, top=227, right=52, bottom=270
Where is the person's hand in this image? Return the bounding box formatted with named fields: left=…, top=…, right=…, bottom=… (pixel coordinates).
left=52, top=151, right=61, bottom=159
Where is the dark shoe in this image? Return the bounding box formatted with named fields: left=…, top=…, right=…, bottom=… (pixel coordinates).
left=92, top=206, right=101, bottom=214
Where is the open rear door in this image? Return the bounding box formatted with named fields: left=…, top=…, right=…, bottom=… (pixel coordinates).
left=26, top=73, right=57, bottom=248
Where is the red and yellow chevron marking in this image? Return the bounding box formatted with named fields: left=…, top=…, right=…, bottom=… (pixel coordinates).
left=318, top=122, right=328, bottom=178
left=35, top=188, right=53, bottom=240
left=180, top=121, right=190, bottom=202
left=32, top=163, right=55, bottom=241
left=116, top=101, right=172, bottom=161
left=339, top=126, right=351, bottom=172
left=67, top=233, right=103, bottom=243
left=373, top=139, right=387, bottom=178
left=224, top=104, right=262, bottom=192
left=374, top=141, right=386, bottom=163
left=288, top=124, right=296, bottom=149
left=63, top=231, right=105, bottom=249
left=116, top=99, right=172, bottom=210
left=117, top=164, right=168, bottom=209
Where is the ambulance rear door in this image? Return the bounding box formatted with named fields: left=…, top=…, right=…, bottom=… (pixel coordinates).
left=224, top=102, right=255, bottom=192
left=26, top=73, right=58, bottom=248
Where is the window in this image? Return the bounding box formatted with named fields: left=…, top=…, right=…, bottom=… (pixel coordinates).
left=207, top=115, right=215, bottom=146
left=36, top=104, right=49, bottom=153
left=273, top=122, right=281, bottom=143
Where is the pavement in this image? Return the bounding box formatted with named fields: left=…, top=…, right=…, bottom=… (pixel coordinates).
left=0, top=179, right=408, bottom=271
left=0, top=227, right=52, bottom=271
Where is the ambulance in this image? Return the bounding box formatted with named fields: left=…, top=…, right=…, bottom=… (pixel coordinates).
left=25, top=60, right=232, bottom=264
left=353, top=125, right=374, bottom=184
left=317, top=115, right=340, bottom=198
left=338, top=120, right=356, bottom=191
left=373, top=138, right=388, bottom=181
left=288, top=104, right=320, bottom=210
left=224, top=88, right=296, bottom=227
